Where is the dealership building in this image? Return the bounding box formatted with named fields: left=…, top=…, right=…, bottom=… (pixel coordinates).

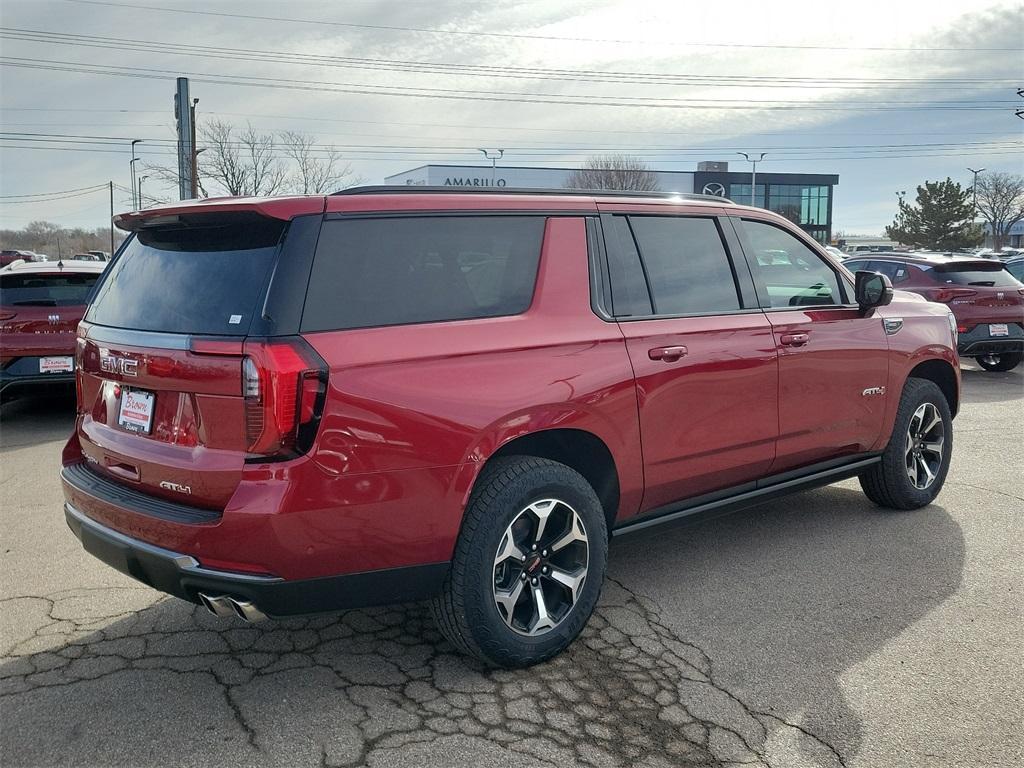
left=385, top=161, right=840, bottom=243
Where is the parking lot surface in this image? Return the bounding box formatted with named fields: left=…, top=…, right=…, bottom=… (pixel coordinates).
left=2, top=363, right=1021, bottom=768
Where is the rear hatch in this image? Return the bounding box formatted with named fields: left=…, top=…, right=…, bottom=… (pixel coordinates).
left=926, top=261, right=1024, bottom=328
left=1, top=269, right=97, bottom=370
left=74, top=214, right=325, bottom=511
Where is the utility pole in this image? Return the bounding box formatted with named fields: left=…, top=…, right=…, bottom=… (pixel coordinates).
left=109, top=181, right=114, bottom=255
left=129, top=139, right=142, bottom=209
left=479, top=148, right=504, bottom=186
left=738, top=152, right=766, bottom=207
left=189, top=98, right=200, bottom=198
left=174, top=77, right=195, bottom=200
left=966, top=167, right=985, bottom=214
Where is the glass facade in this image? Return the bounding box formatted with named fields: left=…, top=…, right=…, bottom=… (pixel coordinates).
left=729, top=183, right=832, bottom=243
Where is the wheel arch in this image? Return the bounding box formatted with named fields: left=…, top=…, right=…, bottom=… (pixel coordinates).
left=907, top=358, right=959, bottom=417
left=479, top=428, right=621, bottom=536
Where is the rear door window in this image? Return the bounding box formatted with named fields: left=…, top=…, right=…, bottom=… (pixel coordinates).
left=1, top=272, right=99, bottom=307
left=740, top=220, right=844, bottom=307
left=86, top=216, right=284, bottom=335
left=302, top=216, right=544, bottom=332
left=626, top=216, right=741, bottom=315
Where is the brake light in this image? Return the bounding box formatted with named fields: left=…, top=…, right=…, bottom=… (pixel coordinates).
left=926, top=288, right=976, bottom=303
left=241, top=337, right=328, bottom=459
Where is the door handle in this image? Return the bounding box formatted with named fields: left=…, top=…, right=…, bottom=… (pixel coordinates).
left=648, top=345, right=688, bottom=362
left=780, top=332, right=809, bottom=347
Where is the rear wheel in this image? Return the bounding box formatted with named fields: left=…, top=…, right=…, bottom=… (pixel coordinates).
left=431, top=456, right=607, bottom=668
left=976, top=352, right=1022, bottom=372
left=859, top=378, right=952, bottom=510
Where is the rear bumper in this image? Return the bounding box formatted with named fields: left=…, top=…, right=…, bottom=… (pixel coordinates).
left=65, top=501, right=448, bottom=617
left=957, top=322, right=1024, bottom=356
left=0, top=362, right=75, bottom=394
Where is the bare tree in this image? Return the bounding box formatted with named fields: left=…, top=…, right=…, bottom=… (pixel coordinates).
left=280, top=131, right=360, bottom=193
left=564, top=155, right=661, bottom=192
left=144, top=121, right=359, bottom=199
left=974, top=171, right=1024, bottom=251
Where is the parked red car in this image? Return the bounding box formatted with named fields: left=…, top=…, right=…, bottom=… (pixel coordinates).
left=62, top=189, right=959, bottom=666
left=1, top=259, right=106, bottom=398
left=844, top=253, right=1024, bottom=371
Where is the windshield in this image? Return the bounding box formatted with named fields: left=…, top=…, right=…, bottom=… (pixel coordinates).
left=86, top=217, right=284, bottom=335
left=0, top=272, right=99, bottom=307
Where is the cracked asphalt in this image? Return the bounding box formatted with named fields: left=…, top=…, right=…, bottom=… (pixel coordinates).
left=1, top=362, right=1021, bottom=768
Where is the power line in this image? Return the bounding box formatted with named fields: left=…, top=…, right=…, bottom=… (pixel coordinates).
left=61, top=0, right=1024, bottom=52
left=2, top=28, right=1017, bottom=90
left=0, top=182, right=109, bottom=198
left=0, top=58, right=1012, bottom=111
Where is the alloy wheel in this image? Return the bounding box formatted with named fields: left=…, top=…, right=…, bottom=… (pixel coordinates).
left=492, top=498, right=589, bottom=636
left=904, top=402, right=945, bottom=490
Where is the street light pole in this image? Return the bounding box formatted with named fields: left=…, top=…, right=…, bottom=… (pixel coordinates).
left=479, top=148, right=504, bottom=186
left=138, top=175, right=149, bottom=209
left=130, top=139, right=142, bottom=209
left=737, top=152, right=766, bottom=207
left=966, top=167, right=985, bottom=214
left=190, top=98, right=199, bottom=198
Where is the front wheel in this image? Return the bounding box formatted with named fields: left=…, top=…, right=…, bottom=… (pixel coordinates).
left=431, top=456, right=608, bottom=668
left=859, top=378, right=952, bottom=510
left=976, top=352, right=1022, bottom=372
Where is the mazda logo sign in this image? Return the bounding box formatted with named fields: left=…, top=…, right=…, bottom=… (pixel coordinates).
left=702, top=183, right=726, bottom=197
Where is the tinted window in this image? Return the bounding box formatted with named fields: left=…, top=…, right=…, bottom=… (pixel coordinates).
left=934, top=264, right=1019, bottom=287
left=1, top=272, right=99, bottom=307
left=627, top=216, right=740, bottom=315
left=87, top=217, right=284, bottom=335
left=1007, top=261, right=1024, bottom=282
left=604, top=216, right=652, bottom=317
left=303, top=217, right=544, bottom=332
left=870, top=261, right=912, bottom=284
left=741, top=220, right=843, bottom=307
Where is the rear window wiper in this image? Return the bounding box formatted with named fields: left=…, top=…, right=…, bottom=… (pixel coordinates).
left=11, top=299, right=58, bottom=306
left=967, top=281, right=995, bottom=286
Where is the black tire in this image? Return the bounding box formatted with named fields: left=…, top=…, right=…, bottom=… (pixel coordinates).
left=976, top=352, right=1022, bottom=372
left=859, top=378, right=952, bottom=510
left=431, top=455, right=608, bottom=668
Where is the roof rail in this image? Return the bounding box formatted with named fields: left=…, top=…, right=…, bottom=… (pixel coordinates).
left=330, top=185, right=734, bottom=204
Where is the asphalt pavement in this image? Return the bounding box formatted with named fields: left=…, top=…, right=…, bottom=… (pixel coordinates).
left=1, top=362, right=1021, bottom=768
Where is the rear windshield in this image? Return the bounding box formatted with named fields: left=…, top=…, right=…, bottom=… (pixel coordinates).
left=934, top=263, right=1019, bottom=287
left=302, top=216, right=545, bottom=332
left=86, top=217, right=284, bottom=335
left=1, top=272, right=99, bottom=307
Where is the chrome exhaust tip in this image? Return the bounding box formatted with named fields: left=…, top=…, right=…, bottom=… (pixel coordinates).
left=198, top=593, right=237, bottom=619
left=229, top=599, right=268, bottom=623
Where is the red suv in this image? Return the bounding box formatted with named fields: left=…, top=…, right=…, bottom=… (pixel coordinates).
left=62, top=189, right=960, bottom=667
left=1, top=259, right=106, bottom=399
left=844, top=253, right=1024, bottom=371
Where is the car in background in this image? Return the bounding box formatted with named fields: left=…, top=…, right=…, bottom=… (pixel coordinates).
left=72, top=253, right=108, bottom=262
left=824, top=245, right=846, bottom=260
left=1, top=250, right=40, bottom=267
left=844, top=252, right=1024, bottom=372
left=0, top=259, right=106, bottom=399
left=1006, top=255, right=1024, bottom=283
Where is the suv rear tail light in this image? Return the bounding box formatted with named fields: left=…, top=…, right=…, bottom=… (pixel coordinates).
left=242, top=337, right=328, bottom=460
left=925, top=287, right=977, bottom=303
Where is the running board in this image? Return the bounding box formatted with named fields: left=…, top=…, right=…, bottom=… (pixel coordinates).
left=613, top=454, right=881, bottom=537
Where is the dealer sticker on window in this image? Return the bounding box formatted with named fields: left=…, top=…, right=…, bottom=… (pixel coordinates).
left=989, top=324, right=1009, bottom=337
left=118, top=389, right=155, bottom=434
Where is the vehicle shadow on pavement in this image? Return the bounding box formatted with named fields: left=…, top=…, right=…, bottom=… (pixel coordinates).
left=0, top=392, right=76, bottom=453
left=1, top=487, right=964, bottom=768
left=958, top=364, right=1023, bottom=404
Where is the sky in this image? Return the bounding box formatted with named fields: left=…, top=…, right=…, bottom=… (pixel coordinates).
left=0, top=0, right=1022, bottom=235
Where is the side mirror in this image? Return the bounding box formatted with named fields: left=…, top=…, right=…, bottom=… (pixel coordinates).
left=855, top=270, right=893, bottom=311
